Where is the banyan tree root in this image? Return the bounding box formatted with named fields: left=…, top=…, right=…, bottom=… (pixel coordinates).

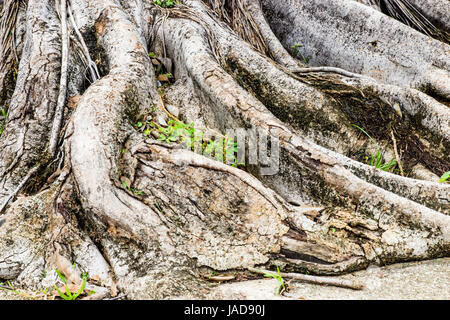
left=0, top=0, right=448, bottom=299
left=262, top=0, right=450, bottom=99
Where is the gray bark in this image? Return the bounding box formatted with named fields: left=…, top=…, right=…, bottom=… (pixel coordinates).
left=0, top=0, right=448, bottom=299
left=262, top=0, right=450, bottom=98
left=395, top=0, right=450, bottom=32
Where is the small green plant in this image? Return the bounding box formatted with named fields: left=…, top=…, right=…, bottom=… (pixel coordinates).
left=264, top=266, right=285, bottom=295
left=440, top=171, right=450, bottom=183
left=41, top=287, right=50, bottom=295
left=149, top=119, right=245, bottom=168
left=54, top=269, right=88, bottom=300
left=134, top=119, right=155, bottom=138
left=352, top=124, right=397, bottom=172
left=0, top=105, right=7, bottom=136
left=0, top=281, right=27, bottom=297
left=153, top=0, right=180, bottom=8
left=157, top=120, right=194, bottom=144
left=292, top=44, right=310, bottom=64
left=154, top=200, right=163, bottom=212
left=134, top=121, right=144, bottom=129
left=208, top=271, right=217, bottom=279
left=121, top=180, right=145, bottom=196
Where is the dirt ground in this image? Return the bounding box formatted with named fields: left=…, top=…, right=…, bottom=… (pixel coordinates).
left=0, top=258, right=448, bottom=300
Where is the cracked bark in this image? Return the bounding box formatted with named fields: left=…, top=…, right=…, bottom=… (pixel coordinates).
left=0, top=0, right=448, bottom=299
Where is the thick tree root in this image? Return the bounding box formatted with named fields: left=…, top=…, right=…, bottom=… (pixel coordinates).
left=0, top=0, right=448, bottom=299
left=217, top=28, right=450, bottom=212
left=262, top=0, right=450, bottom=99
left=405, top=0, right=450, bottom=32
left=0, top=173, right=113, bottom=288
left=0, top=0, right=63, bottom=205
left=161, top=8, right=449, bottom=275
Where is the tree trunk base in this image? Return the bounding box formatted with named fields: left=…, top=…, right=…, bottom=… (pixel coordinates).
left=0, top=0, right=448, bottom=299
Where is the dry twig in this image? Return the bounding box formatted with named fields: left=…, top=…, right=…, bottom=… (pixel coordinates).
left=248, top=267, right=364, bottom=290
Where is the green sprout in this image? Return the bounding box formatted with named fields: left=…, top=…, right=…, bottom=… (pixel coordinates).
left=0, top=281, right=27, bottom=297
left=142, top=119, right=244, bottom=168
left=264, top=266, right=285, bottom=295
left=121, top=180, right=145, bottom=196
left=291, top=44, right=310, bottom=64
left=440, top=171, right=450, bottom=183
left=0, top=105, right=7, bottom=136
left=54, top=269, right=89, bottom=301
left=352, top=124, right=398, bottom=172
left=153, top=0, right=180, bottom=8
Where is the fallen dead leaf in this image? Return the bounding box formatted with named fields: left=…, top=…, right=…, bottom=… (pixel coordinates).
left=95, top=17, right=107, bottom=36
left=158, top=74, right=170, bottom=82
left=67, top=95, right=82, bottom=109
left=55, top=254, right=81, bottom=285
left=110, top=281, right=118, bottom=298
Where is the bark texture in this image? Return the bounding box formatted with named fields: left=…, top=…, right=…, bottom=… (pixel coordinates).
left=0, top=0, right=448, bottom=299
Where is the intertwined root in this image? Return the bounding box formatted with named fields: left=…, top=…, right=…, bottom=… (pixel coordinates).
left=0, top=0, right=448, bottom=299
left=161, top=9, right=449, bottom=272
left=262, top=0, right=450, bottom=99
left=0, top=0, right=63, bottom=207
